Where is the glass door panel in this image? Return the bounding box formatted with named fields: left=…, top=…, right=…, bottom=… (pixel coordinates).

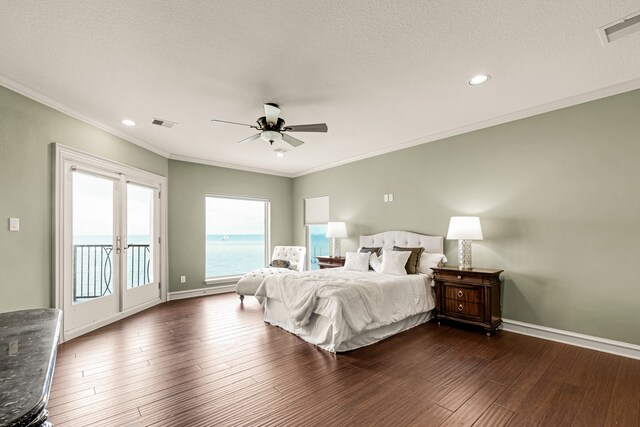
left=65, top=170, right=120, bottom=332
left=122, top=182, right=160, bottom=310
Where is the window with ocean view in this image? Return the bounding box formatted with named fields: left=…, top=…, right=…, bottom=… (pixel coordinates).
left=308, top=224, right=329, bottom=270
left=205, top=196, right=269, bottom=278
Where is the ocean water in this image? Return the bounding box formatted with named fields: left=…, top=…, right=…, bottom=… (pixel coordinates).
left=309, top=233, right=329, bottom=270
left=206, top=234, right=265, bottom=277
left=206, top=233, right=331, bottom=275
left=72, top=235, right=153, bottom=299
left=73, top=235, right=150, bottom=245
left=73, top=233, right=332, bottom=280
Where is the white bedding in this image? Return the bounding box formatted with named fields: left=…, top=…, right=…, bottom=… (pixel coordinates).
left=255, top=268, right=435, bottom=352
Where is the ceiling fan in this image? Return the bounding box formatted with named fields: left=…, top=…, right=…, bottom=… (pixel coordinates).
left=211, top=103, right=328, bottom=147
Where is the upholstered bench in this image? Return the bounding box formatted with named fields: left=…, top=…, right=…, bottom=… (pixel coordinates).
left=236, top=246, right=306, bottom=301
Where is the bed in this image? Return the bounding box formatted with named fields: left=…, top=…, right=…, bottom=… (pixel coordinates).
left=255, top=231, right=446, bottom=352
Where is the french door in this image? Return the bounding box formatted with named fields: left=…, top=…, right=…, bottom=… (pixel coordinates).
left=55, top=145, right=166, bottom=341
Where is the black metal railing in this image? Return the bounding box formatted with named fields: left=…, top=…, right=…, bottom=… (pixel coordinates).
left=73, top=244, right=151, bottom=301
left=126, top=244, right=152, bottom=288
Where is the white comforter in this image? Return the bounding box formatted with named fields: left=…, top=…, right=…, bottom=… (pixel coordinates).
left=254, top=268, right=433, bottom=337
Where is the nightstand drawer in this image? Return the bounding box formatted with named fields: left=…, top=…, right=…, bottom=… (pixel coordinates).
left=433, top=270, right=494, bottom=286
left=444, top=285, right=481, bottom=303
left=444, top=299, right=482, bottom=319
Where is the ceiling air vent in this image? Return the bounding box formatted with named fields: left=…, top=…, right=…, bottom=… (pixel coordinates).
left=151, top=118, right=177, bottom=128
left=598, top=10, right=640, bottom=44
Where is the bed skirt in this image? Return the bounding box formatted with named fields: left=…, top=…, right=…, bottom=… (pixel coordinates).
left=263, top=297, right=433, bottom=353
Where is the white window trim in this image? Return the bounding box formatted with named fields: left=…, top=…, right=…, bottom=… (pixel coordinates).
left=204, top=194, right=270, bottom=282
left=53, top=144, right=168, bottom=342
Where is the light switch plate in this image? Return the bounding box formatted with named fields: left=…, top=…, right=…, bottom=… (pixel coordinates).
left=388, top=194, right=394, bottom=202
left=383, top=194, right=389, bottom=202
left=180, top=275, right=186, bottom=283
left=9, top=218, right=19, bottom=231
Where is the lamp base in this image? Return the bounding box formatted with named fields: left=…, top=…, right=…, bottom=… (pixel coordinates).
left=330, top=237, right=340, bottom=257
left=457, top=239, right=473, bottom=270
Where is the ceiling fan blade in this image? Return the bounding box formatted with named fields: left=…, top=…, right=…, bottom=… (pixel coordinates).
left=282, top=133, right=305, bottom=147
left=211, top=118, right=258, bottom=129
left=284, top=123, right=328, bottom=133
left=264, top=103, right=281, bottom=126
left=237, top=133, right=261, bottom=144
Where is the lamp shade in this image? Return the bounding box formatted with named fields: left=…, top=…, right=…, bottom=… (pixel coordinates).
left=446, top=216, right=483, bottom=240
left=326, top=222, right=347, bottom=238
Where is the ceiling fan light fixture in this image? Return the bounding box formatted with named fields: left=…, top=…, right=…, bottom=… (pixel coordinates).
left=469, top=74, right=490, bottom=86
left=261, top=130, right=282, bottom=143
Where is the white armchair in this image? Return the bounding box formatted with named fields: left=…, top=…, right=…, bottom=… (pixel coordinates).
left=236, top=246, right=306, bottom=301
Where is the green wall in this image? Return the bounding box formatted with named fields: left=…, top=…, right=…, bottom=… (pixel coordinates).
left=293, top=89, right=640, bottom=345
left=3, top=81, right=640, bottom=346
left=168, top=160, right=293, bottom=292
left=0, top=85, right=168, bottom=312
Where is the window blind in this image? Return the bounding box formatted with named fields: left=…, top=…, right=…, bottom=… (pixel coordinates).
left=304, top=196, right=329, bottom=225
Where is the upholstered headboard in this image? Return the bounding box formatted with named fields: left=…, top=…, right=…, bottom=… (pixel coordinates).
left=359, top=231, right=444, bottom=254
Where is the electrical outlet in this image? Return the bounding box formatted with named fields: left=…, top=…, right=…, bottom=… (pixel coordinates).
left=8, top=340, right=19, bottom=356
left=9, top=218, right=19, bottom=231
left=180, top=275, right=186, bottom=284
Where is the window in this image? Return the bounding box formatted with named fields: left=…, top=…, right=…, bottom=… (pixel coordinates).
left=307, top=224, right=329, bottom=270
left=205, top=196, right=269, bottom=279
left=304, top=196, right=330, bottom=270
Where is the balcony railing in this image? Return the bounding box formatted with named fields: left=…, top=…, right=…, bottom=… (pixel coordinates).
left=73, top=244, right=151, bottom=301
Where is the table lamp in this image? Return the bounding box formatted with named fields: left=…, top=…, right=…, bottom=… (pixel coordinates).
left=326, top=222, right=347, bottom=257
left=446, top=216, right=483, bottom=270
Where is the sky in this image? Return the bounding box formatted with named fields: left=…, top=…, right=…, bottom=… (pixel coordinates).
left=73, top=173, right=265, bottom=237
left=73, top=172, right=153, bottom=236
left=205, top=197, right=265, bottom=235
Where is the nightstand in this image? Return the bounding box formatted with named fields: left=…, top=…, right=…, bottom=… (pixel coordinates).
left=316, top=256, right=346, bottom=269
left=432, top=266, right=503, bottom=336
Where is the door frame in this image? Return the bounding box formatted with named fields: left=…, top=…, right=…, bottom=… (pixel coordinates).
left=53, top=144, right=168, bottom=342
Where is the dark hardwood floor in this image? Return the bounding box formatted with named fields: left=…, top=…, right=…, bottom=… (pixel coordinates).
left=49, top=293, right=640, bottom=426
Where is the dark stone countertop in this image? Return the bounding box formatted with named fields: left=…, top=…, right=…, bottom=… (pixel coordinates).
left=0, top=309, right=62, bottom=427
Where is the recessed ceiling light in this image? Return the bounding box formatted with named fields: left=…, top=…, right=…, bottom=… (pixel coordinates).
left=274, top=148, right=288, bottom=158
left=468, top=75, right=490, bottom=86
left=121, top=119, right=136, bottom=126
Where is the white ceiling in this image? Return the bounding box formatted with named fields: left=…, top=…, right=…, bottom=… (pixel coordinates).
left=2, top=1, right=640, bottom=177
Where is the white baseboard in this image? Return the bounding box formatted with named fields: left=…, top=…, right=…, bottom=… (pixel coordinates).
left=502, top=318, right=640, bottom=360
left=168, top=285, right=236, bottom=301
left=63, top=298, right=162, bottom=342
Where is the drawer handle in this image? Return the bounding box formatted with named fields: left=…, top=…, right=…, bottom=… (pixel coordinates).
left=457, top=290, right=464, bottom=298
left=457, top=275, right=462, bottom=280
left=458, top=304, right=464, bottom=312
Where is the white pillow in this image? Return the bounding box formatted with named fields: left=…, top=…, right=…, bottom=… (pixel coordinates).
left=417, top=252, right=447, bottom=277
left=344, top=251, right=371, bottom=272
left=380, top=250, right=411, bottom=276
left=369, top=252, right=382, bottom=273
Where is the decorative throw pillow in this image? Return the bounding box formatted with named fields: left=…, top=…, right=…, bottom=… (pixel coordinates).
left=269, top=259, right=290, bottom=269
left=369, top=252, right=382, bottom=273
left=359, top=247, right=382, bottom=270
left=417, top=253, right=447, bottom=277
left=380, top=250, right=411, bottom=276
left=392, top=246, right=425, bottom=274
left=358, top=246, right=382, bottom=256
left=344, top=251, right=371, bottom=272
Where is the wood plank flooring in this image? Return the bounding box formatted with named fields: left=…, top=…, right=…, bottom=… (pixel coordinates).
left=48, top=293, right=640, bottom=426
